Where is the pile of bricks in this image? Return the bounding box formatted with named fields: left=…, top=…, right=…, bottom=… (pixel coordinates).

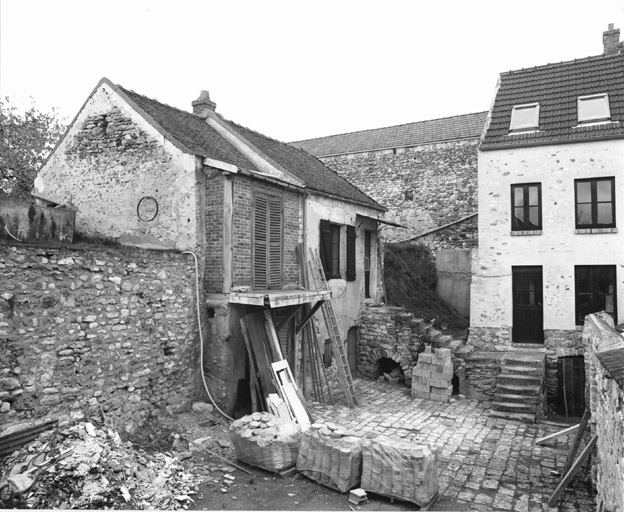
left=411, top=346, right=453, bottom=402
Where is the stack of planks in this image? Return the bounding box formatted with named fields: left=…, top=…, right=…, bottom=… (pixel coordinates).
left=296, top=422, right=363, bottom=493
left=229, top=412, right=302, bottom=473
left=411, top=346, right=453, bottom=402
left=361, top=436, right=439, bottom=507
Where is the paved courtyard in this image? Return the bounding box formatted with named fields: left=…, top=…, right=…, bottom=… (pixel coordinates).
left=310, top=379, right=595, bottom=511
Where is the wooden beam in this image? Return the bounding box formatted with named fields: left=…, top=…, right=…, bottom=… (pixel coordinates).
left=276, top=305, right=302, bottom=333
left=562, top=408, right=590, bottom=477
left=548, top=435, right=597, bottom=507
left=535, top=424, right=580, bottom=446
left=296, top=301, right=324, bottom=335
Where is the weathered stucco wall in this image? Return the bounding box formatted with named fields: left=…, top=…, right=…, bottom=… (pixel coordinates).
left=471, top=140, right=624, bottom=332
left=34, top=82, right=199, bottom=251
left=436, top=249, right=472, bottom=318
left=583, top=313, right=624, bottom=512
left=0, top=242, right=200, bottom=432
left=319, top=139, right=479, bottom=244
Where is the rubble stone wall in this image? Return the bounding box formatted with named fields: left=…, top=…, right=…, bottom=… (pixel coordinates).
left=0, top=242, right=199, bottom=432
left=583, top=314, right=624, bottom=512
left=319, top=139, right=479, bottom=246
left=357, top=306, right=426, bottom=380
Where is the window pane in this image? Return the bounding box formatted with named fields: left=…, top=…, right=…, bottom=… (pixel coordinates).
left=597, top=180, right=612, bottom=201
left=597, top=203, right=613, bottom=225
left=528, top=206, right=539, bottom=227
left=528, top=186, right=539, bottom=206
left=514, top=207, right=525, bottom=226
left=578, top=95, right=610, bottom=121
left=510, top=104, right=539, bottom=130
left=576, top=182, right=591, bottom=203
left=513, top=187, right=524, bottom=206
left=577, top=204, right=593, bottom=225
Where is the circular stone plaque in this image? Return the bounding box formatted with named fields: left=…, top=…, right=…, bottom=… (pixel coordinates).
left=137, top=196, right=158, bottom=222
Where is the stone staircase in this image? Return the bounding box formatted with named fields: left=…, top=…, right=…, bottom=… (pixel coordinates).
left=491, top=351, right=546, bottom=423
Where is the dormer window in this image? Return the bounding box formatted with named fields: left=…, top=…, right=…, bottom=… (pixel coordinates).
left=509, top=103, right=540, bottom=132
left=578, top=94, right=610, bottom=123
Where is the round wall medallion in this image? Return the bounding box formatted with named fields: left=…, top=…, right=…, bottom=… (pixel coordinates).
left=137, top=196, right=158, bottom=222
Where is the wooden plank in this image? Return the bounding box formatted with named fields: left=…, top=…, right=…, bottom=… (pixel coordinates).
left=548, top=435, right=597, bottom=507
left=562, top=407, right=590, bottom=477
left=240, top=317, right=260, bottom=412
left=243, top=312, right=277, bottom=404
left=271, top=360, right=310, bottom=431
left=535, top=424, right=580, bottom=446
left=263, top=309, right=284, bottom=361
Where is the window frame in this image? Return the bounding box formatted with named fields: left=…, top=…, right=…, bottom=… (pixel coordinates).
left=509, top=103, right=540, bottom=132
left=574, top=265, right=617, bottom=325
left=320, top=219, right=342, bottom=280
left=574, top=177, right=616, bottom=229
left=510, top=182, right=542, bottom=231
left=577, top=94, right=611, bottom=124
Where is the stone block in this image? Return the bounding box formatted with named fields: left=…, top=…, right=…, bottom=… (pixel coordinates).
left=430, top=378, right=450, bottom=388
left=412, top=390, right=430, bottom=400
left=434, top=348, right=451, bottom=359
left=412, top=368, right=430, bottom=378
left=430, top=385, right=453, bottom=396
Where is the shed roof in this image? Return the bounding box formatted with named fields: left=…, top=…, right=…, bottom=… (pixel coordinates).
left=481, top=52, right=624, bottom=149
left=290, top=111, right=488, bottom=157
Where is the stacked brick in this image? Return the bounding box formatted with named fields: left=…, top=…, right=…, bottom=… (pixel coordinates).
left=361, top=436, right=439, bottom=507
left=412, top=346, right=453, bottom=402
left=296, top=422, right=363, bottom=493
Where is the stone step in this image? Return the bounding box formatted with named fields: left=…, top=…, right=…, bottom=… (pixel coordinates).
left=502, top=352, right=546, bottom=367
left=493, top=401, right=538, bottom=414
left=496, top=383, right=541, bottom=396
left=497, top=373, right=541, bottom=386
left=489, top=410, right=536, bottom=424
left=453, top=344, right=475, bottom=359
left=501, top=364, right=543, bottom=376
left=494, top=393, right=539, bottom=405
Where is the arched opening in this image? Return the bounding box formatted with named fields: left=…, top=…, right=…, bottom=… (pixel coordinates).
left=376, top=357, right=405, bottom=385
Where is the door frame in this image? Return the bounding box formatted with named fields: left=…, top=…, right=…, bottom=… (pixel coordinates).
left=512, top=265, right=544, bottom=343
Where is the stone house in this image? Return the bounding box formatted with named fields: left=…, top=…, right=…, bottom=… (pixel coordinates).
left=291, top=111, right=487, bottom=251
left=469, top=25, right=624, bottom=414
left=34, top=78, right=387, bottom=415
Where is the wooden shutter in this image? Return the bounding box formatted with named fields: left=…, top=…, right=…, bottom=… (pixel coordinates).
left=253, top=194, right=268, bottom=289
left=319, top=219, right=332, bottom=277
left=346, top=225, right=356, bottom=281
left=267, top=196, right=282, bottom=289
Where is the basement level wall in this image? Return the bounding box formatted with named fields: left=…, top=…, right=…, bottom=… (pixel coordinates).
left=0, top=242, right=200, bottom=432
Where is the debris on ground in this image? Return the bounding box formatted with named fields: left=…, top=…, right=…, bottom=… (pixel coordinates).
left=0, top=421, right=202, bottom=509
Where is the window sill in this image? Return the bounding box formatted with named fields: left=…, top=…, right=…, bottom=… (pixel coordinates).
left=575, top=228, right=618, bottom=234
left=511, top=230, right=542, bottom=236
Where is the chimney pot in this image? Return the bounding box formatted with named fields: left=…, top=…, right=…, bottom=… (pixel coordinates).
left=192, top=90, right=217, bottom=118
left=603, top=23, right=621, bottom=55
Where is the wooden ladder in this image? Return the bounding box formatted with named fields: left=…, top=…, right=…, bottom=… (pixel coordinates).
left=308, top=249, right=358, bottom=407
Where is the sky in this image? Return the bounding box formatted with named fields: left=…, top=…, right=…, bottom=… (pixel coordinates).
left=1, top=0, right=624, bottom=142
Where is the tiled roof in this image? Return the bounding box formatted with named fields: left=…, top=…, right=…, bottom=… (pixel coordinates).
left=290, top=112, right=488, bottom=157
left=482, top=52, right=624, bottom=149
left=115, top=83, right=382, bottom=210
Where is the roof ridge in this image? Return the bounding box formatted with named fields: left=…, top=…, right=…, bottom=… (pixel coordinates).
left=291, top=111, right=489, bottom=143
left=500, top=52, right=624, bottom=76
left=116, top=84, right=196, bottom=119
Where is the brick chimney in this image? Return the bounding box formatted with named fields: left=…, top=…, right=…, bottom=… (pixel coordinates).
left=192, top=90, right=216, bottom=118
left=603, top=23, right=622, bottom=55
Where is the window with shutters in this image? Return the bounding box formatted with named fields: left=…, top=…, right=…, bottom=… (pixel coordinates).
left=346, top=225, right=356, bottom=282
left=252, top=191, right=283, bottom=289
left=364, top=230, right=372, bottom=298
left=320, top=219, right=341, bottom=279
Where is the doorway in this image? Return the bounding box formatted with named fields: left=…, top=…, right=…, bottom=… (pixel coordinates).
left=512, top=266, right=544, bottom=343
left=558, top=356, right=586, bottom=417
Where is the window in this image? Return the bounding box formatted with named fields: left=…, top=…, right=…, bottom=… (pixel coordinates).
left=252, top=192, right=282, bottom=289
left=575, top=265, right=617, bottom=325
left=511, top=183, right=542, bottom=230
left=575, top=177, right=615, bottom=229
left=578, top=94, right=610, bottom=123
left=346, top=225, right=356, bottom=282
left=364, top=231, right=372, bottom=298
left=320, top=220, right=341, bottom=279
left=509, top=103, right=540, bottom=132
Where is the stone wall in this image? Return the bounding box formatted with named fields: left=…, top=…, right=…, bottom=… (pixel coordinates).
left=583, top=313, right=624, bottom=512
left=0, top=242, right=199, bottom=432
left=357, top=306, right=426, bottom=381
left=319, top=139, right=479, bottom=245
left=455, top=351, right=503, bottom=401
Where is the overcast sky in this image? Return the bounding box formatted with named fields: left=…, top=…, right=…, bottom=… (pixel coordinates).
left=2, top=0, right=624, bottom=142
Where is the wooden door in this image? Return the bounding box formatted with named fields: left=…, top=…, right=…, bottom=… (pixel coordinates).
left=558, top=357, right=586, bottom=417
left=347, top=327, right=358, bottom=376
left=512, top=266, right=544, bottom=343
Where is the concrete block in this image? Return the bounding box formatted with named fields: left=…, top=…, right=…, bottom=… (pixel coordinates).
left=412, top=390, right=430, bottom=400
left=429, top=393, right=449, bottom=403
left=430, top=378, right=450, bottom=388
left=430, top=385, right=453, bottom=396
left=412, top=368, right=430, bottom=378
left=435, top=348, right=451, bottom=358
left=424, top=346, right=432, bottom=354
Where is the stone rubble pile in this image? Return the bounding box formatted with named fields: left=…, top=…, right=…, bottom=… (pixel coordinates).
left=412, top=346, right=454, bottom=402
left=0, top=421, right=200, bottom=509
left=229, top=412, right=301, bottom=473
left=296, top=421, right=363, bottom=493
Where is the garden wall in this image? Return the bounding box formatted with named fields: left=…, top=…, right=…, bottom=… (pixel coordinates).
left=0, top=242, right=200, bottom=432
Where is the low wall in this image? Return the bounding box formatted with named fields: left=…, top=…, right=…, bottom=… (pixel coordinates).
left=0, top=242, right=200, bottom=432
left=583, top=313, right=624, bottom=512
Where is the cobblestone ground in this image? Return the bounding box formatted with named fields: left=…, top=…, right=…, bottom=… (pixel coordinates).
left=310, top=379, right=596, bottom=512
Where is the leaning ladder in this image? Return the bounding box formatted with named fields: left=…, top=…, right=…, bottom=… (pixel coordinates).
left=308, top=249, right=358, bottom=407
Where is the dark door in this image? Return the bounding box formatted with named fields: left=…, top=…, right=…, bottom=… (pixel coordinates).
left=512, top=266, right=544, bottom=343
left=558, top=356, right=586, bottom=417
left=347, top=327, right=358, bottom=376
